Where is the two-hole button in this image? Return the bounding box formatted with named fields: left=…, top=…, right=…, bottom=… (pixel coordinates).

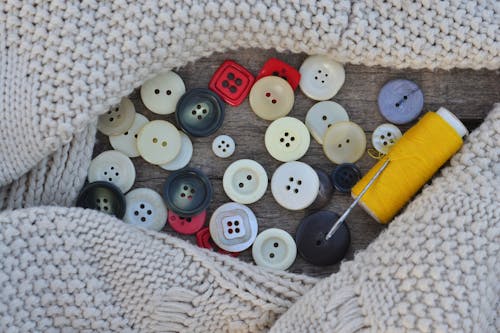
left=140, top=71, right=186, bottom=115
left=323, top=121, right=366, bottom=164
left=249, top=76, right=294, bottom=121
left=305, top=101, right=349, bottom=144
left=223, top=159, right=268, bottom=204
left=136, top=120, right=182, bottom=165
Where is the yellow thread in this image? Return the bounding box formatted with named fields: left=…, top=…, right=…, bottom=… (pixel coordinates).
left=367, top=148, right=385, bottom=160
left=352, top=112, right=463, bottom=224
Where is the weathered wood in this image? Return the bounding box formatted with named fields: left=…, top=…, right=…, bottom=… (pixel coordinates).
left=93, top=48, right=499, bottom=277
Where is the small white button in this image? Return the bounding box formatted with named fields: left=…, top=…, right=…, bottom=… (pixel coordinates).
left=136, top=120, right=182, bottom=165
left=159, top=132, right=193, bottom=171
left=305, top=101, right=349, bottom=144
left=299, top=55, right=345, bottom=101
left=108, top=113, right=149, bottom=158
left=123, top=188, right=167, bottom=231
left=252, top=228, right=297, bottom=270
left=323, top=121, right=366, bottom=164
left=271, top=161, right=319, bottom=210
left=212, top=135, right=235, bottom=158
left=372, top=123, right=402, bottom=154
left=223, top=159, right=268, bottom=204
left=265, top=117, right=310, bottom=162
left=88, top=150, right=136, bottom=193
left=249, top=76, right=295, bottom=121
left=97, top=98, right=136, bottom=136
left=140, top=71, right=186, bottom=115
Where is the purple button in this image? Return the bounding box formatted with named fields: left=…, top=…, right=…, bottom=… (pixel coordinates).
left=378, top=79, right=424, bottom=124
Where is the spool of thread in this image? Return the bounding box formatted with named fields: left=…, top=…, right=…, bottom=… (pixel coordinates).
left=351, top=107, right=468, bottom=224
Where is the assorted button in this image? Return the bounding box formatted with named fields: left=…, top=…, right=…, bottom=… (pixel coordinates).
left=249, top=76, right=295, bottom=121
left=168, top=210, right=206, bottom=235
left=136, top=120, right=182, bottom=165
left=76, top=181, right=126, bottom=218
left=299, top=55, right=345, bottom=101
left=323, top=121, right=366, bottom=164
left=212, top=135, right=235, bottom=158
left=109, top=113, right=149, bottom=158
left=330, top=163, right=361, bottom=193
left=140, top=71, right=186, bottom=115
left=265, top=117, right=310, bottom=162
left=223, top=159, right=268, bottom=204
left=252, top=228, right=296, bottom=270
left=305, top=101, right=349, bottom=144
left=159, top=132, right=193, bottom=171
left=307, top=168, right=334, bottom=211
left=87, top=150, right=136, bottom=193
left=97, top=98, right=136, bottom=136
left=209, top=60, right=255, bottom=106
left=123, top=188, right=168, bottom=231
left=256, top=58, right=301, bottom=90
left=195, top=227, right=240, bottom=257
left=372, top=123, right=402, bottom=154
left=378, top=79, right=424, bottom=124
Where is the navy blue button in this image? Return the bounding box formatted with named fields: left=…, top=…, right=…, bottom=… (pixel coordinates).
left=378, top=79, right=424, bottom=124
left=296, top=211, right=350, bottom=266
left=308, top=168, right=333, bottom=211
left=330, top=163, right=361, bottom=193
left=176, top=88, right=225, bottom=137
left=76, top=181, right=126, bottom=218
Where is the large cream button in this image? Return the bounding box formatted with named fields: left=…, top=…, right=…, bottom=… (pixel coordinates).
left=136, top=120, right=182, bottom=165
left=223, top=159, right=268, bottom=204
left=97, top=98, right=136, bottom=136
left=108, top=113, right=149, bottom=158
left=249, top=76, right=294, bottom=121
left=372, top=123, right=402, bottom=154
left=159, top=132, right=193, bottom=171
left=299, top=55, right=345, bottom=101
left=140, top=71, right=186, bottom=115
left=252, top=228, right=296, bottom=270
left=323, top=121, right=366, bottom=164
left=123, top=188, right=167, bottom=231
left=265, top=117, right=310, bottom=162
left=305, top=101, right=349, bottom=144
left=88, top=150, right=136, bottom=193
left=212, top=135, right=235, bottom=158
left=271, top=161, right=319, bottom=210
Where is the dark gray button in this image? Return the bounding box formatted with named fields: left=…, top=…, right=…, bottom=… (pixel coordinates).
left=308, top=168, right=334, bottom=211
left=76, top=181, right=126, bottom=218
left=378, top=79, right=424, bottom=124
left=330, top=163, right=361, bottom=193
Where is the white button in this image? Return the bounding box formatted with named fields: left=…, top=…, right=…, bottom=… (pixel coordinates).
left=299, top=55, right=345, bottom=101
left=323, top=121, right=366, bottom=164
left=265, top=117, right=310, bottom=162
left=223, top=159, right=268, bottom=204
left=305, top=101, right=349, bottom=144
left=136, top=120, right=182, bottom=165
left=159, top=132, right=193, bottom=171
left=97, top=98, right=136, bottom=136
left=123, top=188, right=167, bottom=231
left=212, top=135, right=235, bottom=158
left=88, top=150, right=136, bottom=193
left=140, top=71, right=186, bottom=115
left=271, top=161, right=319, bottom=210
left=372, top=123, right=402, bottom=154
left=252, top=228, right=296, bottom=270
left=249, top=76, right=295, bottom=120
left=108, top=113, right=149, bottom=158
left=209, top=202, right=258, bottom=252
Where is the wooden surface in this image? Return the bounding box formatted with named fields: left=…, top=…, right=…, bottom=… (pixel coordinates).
left=93, top=48, right=499, bottom=277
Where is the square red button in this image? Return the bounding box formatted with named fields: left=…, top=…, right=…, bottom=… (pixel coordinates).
left=256, top=58, right=301, bottom=90
left=195, top=227, right=239, bottom=257
left=209, top=60, right=255, bottom=106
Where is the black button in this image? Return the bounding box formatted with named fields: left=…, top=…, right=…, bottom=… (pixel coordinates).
left=296, top=211, right=350, bottom=266
left=330, top=163, right=361, bottom=193
left=307, top=168, right=333, bottom=211
left=176, top=88, right=225, bottom=137
left=76, top=181, right=126, bottom=218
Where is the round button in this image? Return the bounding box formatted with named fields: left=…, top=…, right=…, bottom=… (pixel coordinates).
left=249, top=76, right=294, bottom=121
left=271, top=161, right=319, bottom=211
left=307, top=168, right=334, bottom=211
left=97, top=98, right=136, bottom=136
left=223, top=159, right=268, bottom=204
left=123, top=188, right=168, bottom=231
left=209, top=202, right=258, bottom=252
left=252, top=228, right=297, bottom=270
left=76, top=181, right=126, bottom=218
left=323, top=121, right=366, bottom=164
left=212, top=135, right=235, bottom=158
left=305, top=101, right=349, bottom=144
left=299, top=55, right=345, bottom=101
left=176, top=88, right=225, bottom=137
left=87, top=150, right=136, bottom=193
left=372, top=123, right=403, bottom=154
left=265, top=117, right=310, bottom=162
left=378, top=79, right=424, bottom=124
left=140, top=71, right=186, bottom=115
left=159, top=132, right=193, bottom=171
left=168, top=210, right=206, bottom=235
left=163, top=168, right=213, bottom=216
left=109, top=113, right=149, bottom=158
left=195, top=227, right=240, bottom=257
left=136, top=120, right=182, bottom=165
left=296, top=211, right=350, bottom=266
left=330, top=163, right=361, bottom=193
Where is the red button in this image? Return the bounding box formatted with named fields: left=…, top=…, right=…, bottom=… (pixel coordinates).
left=168, top=210, right=206, bottom=235
left=209, top=60, right=255, bottom=106
left=195, top=228, right=239, bottom=257
left=256, top=58, right=301, bottom=90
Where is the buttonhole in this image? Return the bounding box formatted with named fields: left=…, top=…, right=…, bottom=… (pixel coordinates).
left=269, top=253, right=275, bottom=258
left=154, top=89, right=160, bottom=94
left=166, top=90, right=172, bottom=95
left=273, top=242, right=279, bottom=248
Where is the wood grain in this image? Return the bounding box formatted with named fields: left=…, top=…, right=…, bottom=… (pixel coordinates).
left=93, top=48, right=500, bottom=277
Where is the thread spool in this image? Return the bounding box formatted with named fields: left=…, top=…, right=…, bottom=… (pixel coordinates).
left=351, top=107, right=468, bottom=223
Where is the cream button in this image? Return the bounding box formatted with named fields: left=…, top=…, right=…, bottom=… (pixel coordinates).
left=323, top=121, right=366, bottom=164
left=159, top=132, right=193, bottom=171
left=123, top=188, right=167, bottom=231
left=372, top=123, right=402, bottom=154
left=299, top=55, right=345, bottom=101
left=108, top=113, right=149, bottom=158
left=212, top=135, right=235, bottom=158
left=271, top=161, right=319, bottom=210
left=140, top=71, right=186, bottom=115
left=136, top=120, right=182, bottom=165
left=88, top=150, right=136, bottom=193
left=305, top=101, right=349, bottom=144
left=252, top=228, right=296, bottom=270
left=265, top=117, right=310, bottom=162
left=223, top=159, right=268, bottom=204
left=249, top=76, right=294, bottom=121
left=97, top=98, right=136, bottom=136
